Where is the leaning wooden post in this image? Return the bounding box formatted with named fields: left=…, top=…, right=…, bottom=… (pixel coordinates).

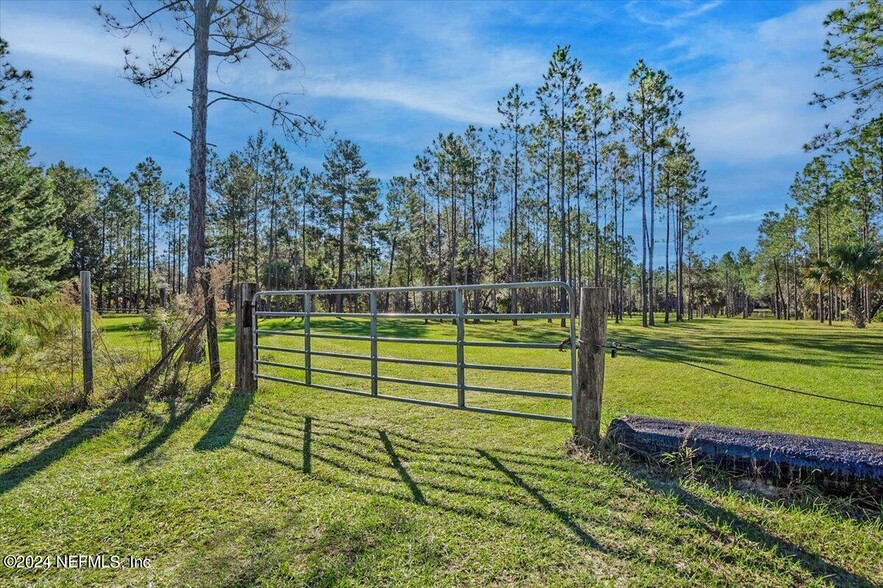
left=575, top=287, right=608, bottom=447
left=235, top=282, right=257, bottom=393
left=80, top=271, right=94, bottom=401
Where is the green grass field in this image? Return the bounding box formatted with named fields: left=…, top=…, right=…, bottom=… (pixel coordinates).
left=0, top=315, right=880, bottom=586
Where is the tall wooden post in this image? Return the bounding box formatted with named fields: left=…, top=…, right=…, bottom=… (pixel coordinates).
left=80, top=271, right=94, bottom=401
left=235, top=282, right=257, bottom=393
left=575, top=287, right=608, bottom=447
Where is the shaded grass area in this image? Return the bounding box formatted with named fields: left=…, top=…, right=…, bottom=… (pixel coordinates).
left=0, top=314, right=880, bottom=586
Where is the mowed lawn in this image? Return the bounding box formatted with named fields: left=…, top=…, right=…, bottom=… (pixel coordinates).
left=0, top=314, right=881, bottom=586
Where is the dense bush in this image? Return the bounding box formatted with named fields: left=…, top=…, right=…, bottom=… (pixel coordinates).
left=0, top=294, right=85, bottom=420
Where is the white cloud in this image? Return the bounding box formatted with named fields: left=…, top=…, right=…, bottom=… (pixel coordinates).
left=626, top=0, right=723, bottom=28
left=708, top=210, right=768, bottom=225
left=676, top=1, right=849, bottom=164
left=265, top=3, right=553, bottom=127
left=1, top=9, right=161, bottom=71
left=306, top=78, right=499, bottom=125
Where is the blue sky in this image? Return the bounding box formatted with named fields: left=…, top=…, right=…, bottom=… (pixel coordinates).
left=0, top=0, right=850, bottom=256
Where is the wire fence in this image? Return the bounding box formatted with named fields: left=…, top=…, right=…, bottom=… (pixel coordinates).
left=603, top=340, right=883, bottom=410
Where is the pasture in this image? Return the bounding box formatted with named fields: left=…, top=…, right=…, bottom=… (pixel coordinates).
left=0, top=315, right=881, bottom=586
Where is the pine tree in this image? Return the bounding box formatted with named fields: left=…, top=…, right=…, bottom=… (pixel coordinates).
left=50, top=162, right=100, bottom=280
left=538, top=45, right=582, bottom=324
left=317, top=139, right=380, bottom=311
left=0, top=113, right=70, bottom=295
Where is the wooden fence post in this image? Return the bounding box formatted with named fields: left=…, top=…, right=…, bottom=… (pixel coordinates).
left=235, top=282, right=257, bottom=393
left=80, top=271, right=93, bottom=401
left=575, top=287, right=608, bottom=447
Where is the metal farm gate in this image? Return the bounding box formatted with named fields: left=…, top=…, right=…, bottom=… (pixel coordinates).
left=251, top=282, right=577, bottom=423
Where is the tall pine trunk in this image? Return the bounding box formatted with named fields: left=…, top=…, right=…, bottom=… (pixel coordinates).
left=186, top=0, right=209, bottom=295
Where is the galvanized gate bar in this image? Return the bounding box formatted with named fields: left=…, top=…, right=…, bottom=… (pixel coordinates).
left=462, top=340, right=562, bottom=349
left=454, top=288, right=465, bottom=408
left=252, top=281, right=577, bottom=423
left=369, top=292, right=378, bottom=396
left=463, top=362, right=571, bottom=375
left=254, top=373, right=572, bottom=424
left=304, top=293, right=312, bottom=386
left=255, top=311, right=461, bottom=320
left=254, top=311, right=570, bottom=320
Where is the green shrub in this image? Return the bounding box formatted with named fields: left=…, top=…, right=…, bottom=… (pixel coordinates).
left=141, top=293, right=193, bottom=348
left=0, top=295, right=84, bottom=420
left=0, top=267, right=10, bottom=305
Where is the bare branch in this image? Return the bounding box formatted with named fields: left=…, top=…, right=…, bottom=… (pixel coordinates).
left=206, top=89, right=324, bottom=142
left=94, top=0, right=188, bottom=37
left=174, top=130, right=216, bottom=147
left=207, top=29, right=275, bottom=58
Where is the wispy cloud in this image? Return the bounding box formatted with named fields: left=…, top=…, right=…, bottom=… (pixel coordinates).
left=280, top=3, right=552, bottom=128
left=1, top=9, right=165, bottom=72
left=708, top=210, right=768, bottom=225
left=676, top=1, right=848, bottom=164
left=305, top=78, right=499, bottom=125
left=626, top=0, right=723, bottom=28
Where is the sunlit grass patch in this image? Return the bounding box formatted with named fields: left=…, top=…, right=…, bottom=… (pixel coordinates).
left=0, top=314, right=880, bottom=586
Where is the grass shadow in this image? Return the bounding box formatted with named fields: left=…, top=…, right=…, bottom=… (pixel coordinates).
left=236, top=410, right=613, bottom=550
left=0, top=399, right=139, bottom=495
left=379, top=430, right=425, bottom=505
left=194, top=391, right=254, bottom=451
left=232, top=408, right=877, bottom=584
left=126, top=388, right=212, bottom=463
left=478, top=448, right=598, bottom=547
left=0, top=416, right=66, bottom=457
left=303, top=416, right=312, bottom=473
left=646, top=477, right=878, bottom=587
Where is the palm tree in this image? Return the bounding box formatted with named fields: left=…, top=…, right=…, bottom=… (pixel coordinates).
left=805, top=259, right=841, bottom=325
left=828, top=243, right=882, bottom=328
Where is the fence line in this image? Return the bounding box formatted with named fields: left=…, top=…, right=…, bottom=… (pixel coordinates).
left=607, top=341, right=883, bottom=410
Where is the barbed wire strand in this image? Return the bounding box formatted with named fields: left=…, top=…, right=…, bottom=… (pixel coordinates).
left=602, top=341, right=883, bottom=410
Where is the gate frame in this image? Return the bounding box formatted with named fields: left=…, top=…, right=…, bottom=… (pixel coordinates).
left=250, top=281, right=577, bottom=423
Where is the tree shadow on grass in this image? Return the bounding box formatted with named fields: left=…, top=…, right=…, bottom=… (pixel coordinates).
left=96, top=322, right=148, bottom=334
left=0, top=399, right=140, bottom=496
left=256, top=317, right=430, bottom=340
left=609, top=325, right=883, bottom=371
left=0, top=415, right=66, bottom=457
left=637, top=474, right=878, bottom=587
left=227, top=408, right=877, bottom=585
left=194, top=390, right=254, bottom=451
left=126, top=385, right=213, bottom=463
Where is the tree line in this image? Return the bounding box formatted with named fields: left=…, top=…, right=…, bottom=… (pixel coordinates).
left=3, top=0, right=879, bottom=328
left=713, top=0, right=883, bottom=328
left=1, top=36, right=718, bottom=323
left=204, top=48, right=713, bottom=322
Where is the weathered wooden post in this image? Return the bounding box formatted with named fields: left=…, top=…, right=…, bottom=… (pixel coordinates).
left=574, top=287, right=608, bottom=447
left=80, top=271, right=94, bottom=401
left=235, top=282, right=257, bottom=393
